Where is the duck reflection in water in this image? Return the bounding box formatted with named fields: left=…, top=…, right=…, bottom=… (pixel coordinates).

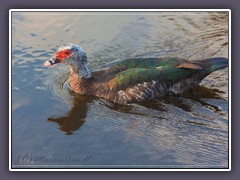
left=47, top=85, right=226, bottom=135
left=47, top=93, right=94, bottom=135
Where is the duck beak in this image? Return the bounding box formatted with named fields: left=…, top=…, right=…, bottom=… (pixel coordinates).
left=44, top=57, right=61, bottom=67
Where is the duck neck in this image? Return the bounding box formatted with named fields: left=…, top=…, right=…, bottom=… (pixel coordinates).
left=69, top=64, right=92, bottom=95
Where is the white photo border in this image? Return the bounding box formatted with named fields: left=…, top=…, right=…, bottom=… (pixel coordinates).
left=9, top=9, right=231, bottom=171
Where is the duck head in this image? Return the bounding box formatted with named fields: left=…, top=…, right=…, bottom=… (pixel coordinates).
left=44, top=43, right=92, bottom=78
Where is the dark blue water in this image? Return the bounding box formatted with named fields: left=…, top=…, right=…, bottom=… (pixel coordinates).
left=11, top=11, right=229, bottom=169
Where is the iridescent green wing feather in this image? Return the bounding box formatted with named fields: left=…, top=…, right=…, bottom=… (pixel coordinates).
left=108, top=65, right=195, bottom=91
left=114, top=58, right=182, bottom=69
left=107, top=57, right=228, bottom=91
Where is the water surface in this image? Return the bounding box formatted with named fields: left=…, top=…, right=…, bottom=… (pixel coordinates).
left=11, top=11, right=229, bottom=169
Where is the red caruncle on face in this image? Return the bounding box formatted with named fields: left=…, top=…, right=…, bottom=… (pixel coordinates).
left=55, top=49, right=73, bottom=62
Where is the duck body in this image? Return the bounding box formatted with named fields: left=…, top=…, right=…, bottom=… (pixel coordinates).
left=44, top=43, right=228, bottom=104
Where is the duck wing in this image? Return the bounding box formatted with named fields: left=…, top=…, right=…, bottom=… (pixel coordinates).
left=108, top=64, right=199, bottom=91
left=114, top=57, right=185, bottom=69
left=107, top=57, right=228, bottom=90
left=105, top=57, right=227, bottom=103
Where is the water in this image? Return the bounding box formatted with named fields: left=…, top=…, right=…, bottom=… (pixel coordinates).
left=11, top=11, right=229, bottom=169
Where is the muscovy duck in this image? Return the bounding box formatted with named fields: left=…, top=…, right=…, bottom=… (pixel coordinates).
left=44, top=43, right=228, bottom=104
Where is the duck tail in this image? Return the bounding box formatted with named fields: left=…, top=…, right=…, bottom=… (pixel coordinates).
left=208, top=57, right=228, bottom=72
